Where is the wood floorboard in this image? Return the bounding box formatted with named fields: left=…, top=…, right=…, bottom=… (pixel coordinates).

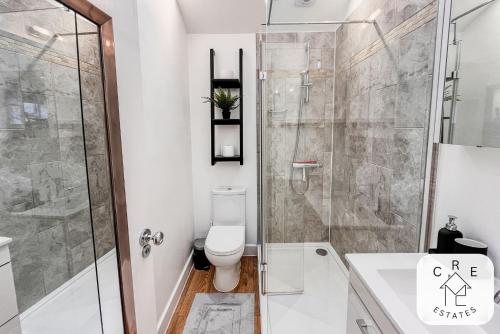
left=166, top=256, right=261, bottom=334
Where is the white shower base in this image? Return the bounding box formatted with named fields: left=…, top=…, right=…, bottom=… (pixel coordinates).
left=260, top=242, right=349, bottom=334
left=20, top=250, right=123, bottom=334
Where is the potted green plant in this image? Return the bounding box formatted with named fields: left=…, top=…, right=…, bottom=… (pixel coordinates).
left=202, top=89, right=240, bottom=119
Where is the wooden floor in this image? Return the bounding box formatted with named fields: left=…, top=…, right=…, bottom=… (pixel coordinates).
left=166, top=256, right=261, bottom=334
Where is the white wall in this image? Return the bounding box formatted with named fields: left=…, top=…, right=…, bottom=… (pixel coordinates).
left=187, top=34, right=258, bottom=249
left=86, top=1, right=158, bottom=333
left=431, top=144, right=500, bottom=278
left=88, top=0, right=194, bottom=333
left=135, top=0, right=194, bottom=332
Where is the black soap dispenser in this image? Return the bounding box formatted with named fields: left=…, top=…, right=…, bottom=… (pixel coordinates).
left=436, top=215, right=463, bottom=253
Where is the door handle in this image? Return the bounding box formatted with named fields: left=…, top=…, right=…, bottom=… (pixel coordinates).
left=139, top=229, right=164, bottom=257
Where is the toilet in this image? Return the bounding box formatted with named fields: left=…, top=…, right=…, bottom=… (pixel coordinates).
left=205, top=186, right=246, bottom=292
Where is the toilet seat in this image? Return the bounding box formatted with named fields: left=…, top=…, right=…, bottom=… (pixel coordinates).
left=205, top=226, right=245, bottom=256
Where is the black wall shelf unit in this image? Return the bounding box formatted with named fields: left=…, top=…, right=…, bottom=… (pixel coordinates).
left=210, top=48, right=243, bottom=166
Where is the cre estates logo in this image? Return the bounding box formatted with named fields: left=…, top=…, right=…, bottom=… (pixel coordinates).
left=417, top=254, right=494, bottom=325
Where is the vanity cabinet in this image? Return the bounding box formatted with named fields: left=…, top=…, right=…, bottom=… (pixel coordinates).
left=347, top=268, right=400, bottom=334
left=347, top=285, right=382, bottom=334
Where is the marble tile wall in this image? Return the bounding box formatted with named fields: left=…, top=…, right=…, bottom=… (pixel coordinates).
left=0, top=12, right=115, bottom=311
left=258, top=32, right=335, bottom=243
left=331, top=0, right=437, bottom=262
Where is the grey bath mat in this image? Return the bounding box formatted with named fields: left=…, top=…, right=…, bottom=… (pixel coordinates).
left=183, top=293, right=254, bottom=334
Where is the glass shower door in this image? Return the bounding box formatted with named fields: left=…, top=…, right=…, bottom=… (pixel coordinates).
left=261, top=37, right=308, bottom=294
left=0, top=2, right=122, bottom=333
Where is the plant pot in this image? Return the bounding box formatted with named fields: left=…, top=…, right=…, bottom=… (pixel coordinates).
left=222, top=110, right=231, bottom=119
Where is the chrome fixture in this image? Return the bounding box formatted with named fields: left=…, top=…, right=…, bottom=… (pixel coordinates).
left=139, top=228, right=164, bottom=258
left=445, top=0, right=497, bottom=144
left=451, top=0, right=497, bottom=23
left=495, top=290, right=500, bottom=304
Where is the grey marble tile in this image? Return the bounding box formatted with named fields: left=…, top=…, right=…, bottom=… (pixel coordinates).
left=22, top=93, right=61, bottom=163
left=322, top=48, right=335, bottom=70
left=349, top=59, right=371, bottom=97
left=335, top=36, right=352, bottom=71
left=285, top=77, right=301, bottom=105
left=30, top=161, right=64, bottom=206
left=284, top=187, right=305, bottom=243
left=304, top=79, right=325, bottom=121
left=270, top=175, right=285, bottom=243
left=299, top=125, right=326, bottom=163
left=297, top=32, right=335, bottom=49
left=303, top=201, right=328, bottom=242
left=269, top=125, right=287, bottom=176
left=87, top=154, right=111, bottom=206
left=369, top=85, right=396, bottom=124
left=348, top=89, right=370, bottom=123
left=39, top=224, right=70, bottom=293
left=80, top=70, right=104, bottom=102
left=271, top=47, right=307, bottom=72
left=10, top=235, right=45, bottom=312
left=396, top=0, right=434, bottom=22
left=0, top=130, right=30, bottom=170
left=371, top=124, right=394, bottom=168
left=0, top=165, right=33, bottom=211
left=92, top=202, right=116, bottom=258
left=18, top=54, right=53, bottom=95
left=52, top=64, right=80, bottom=97
left=77, top=24, right=101, bottom=67
left=309, top=48, right=321, bottom=71
left=398, top=19, right=437, bottom=81
left=390, top=177, right=421, bottom=227
left=55, top=94, right=82, bottom=124
left=264, top=33, right=296, bottom=43
left=59, top=122, right=85, bottom=158
left=392, top=128, right=424, bottom=181
left=395, top=77, right=431, bottom=128
left=372, top=165, right=392, bottom=224
left=66, top=208, right=92, bottom=249
left=369, top=40, right=399, bottom=89
left=371, top=0, right=398, bottom=34
left=82, top=100, right=107, bottom=155
left=23, top=92, right=58, bottom=136
left=70, top=238, right=95, bottom=275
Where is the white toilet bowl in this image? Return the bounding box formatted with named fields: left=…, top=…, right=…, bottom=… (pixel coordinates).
left=205, top=225, right=245, bottom=292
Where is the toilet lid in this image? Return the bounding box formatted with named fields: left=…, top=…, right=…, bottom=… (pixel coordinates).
left=205, top=226, right=245, bottom=256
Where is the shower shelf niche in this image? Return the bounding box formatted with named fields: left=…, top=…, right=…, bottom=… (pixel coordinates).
left=210, top=48, right=243, bottom=166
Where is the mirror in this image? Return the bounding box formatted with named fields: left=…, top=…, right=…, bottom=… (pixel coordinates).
left=440, top=0, right=500, bottom=147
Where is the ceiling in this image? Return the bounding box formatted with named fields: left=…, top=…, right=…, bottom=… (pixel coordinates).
left=177, top=0, right=359, bottom=34
left=268, top=0, right=352, bottom=24
left=177, top=0, right=266, bottom=34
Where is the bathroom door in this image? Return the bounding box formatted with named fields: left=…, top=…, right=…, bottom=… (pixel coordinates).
left=259, top=34, right=306, bottom=294
left=0, top=2, right=124, bottom=333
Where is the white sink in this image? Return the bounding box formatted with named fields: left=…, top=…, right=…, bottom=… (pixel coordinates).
left=347, top=253, right=500, bottom=334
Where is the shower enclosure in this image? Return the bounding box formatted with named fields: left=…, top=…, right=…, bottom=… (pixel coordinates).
left=0, top=1, right=128, bottom=333
left=258, top=0, right=439, bottom=332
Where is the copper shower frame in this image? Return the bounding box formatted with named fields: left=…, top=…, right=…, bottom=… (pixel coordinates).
left=57, top=0, right=136, bottom=333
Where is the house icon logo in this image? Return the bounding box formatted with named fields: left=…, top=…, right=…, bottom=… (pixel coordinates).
left=439, top=272, right=471, bottom=307
left=417, top=254, right=494, bottom=325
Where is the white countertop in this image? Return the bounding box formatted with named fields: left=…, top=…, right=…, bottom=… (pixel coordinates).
left=346, top=253, right=499, bottom=334
left=0, top=236, right=12, bottom=248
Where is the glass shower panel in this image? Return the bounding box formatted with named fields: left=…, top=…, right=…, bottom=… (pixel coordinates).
left=0, top=3, right=103, bottom=334
left=76, top=13, right=124, bottom=334
left=261, top=38, right=308, bottom=294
